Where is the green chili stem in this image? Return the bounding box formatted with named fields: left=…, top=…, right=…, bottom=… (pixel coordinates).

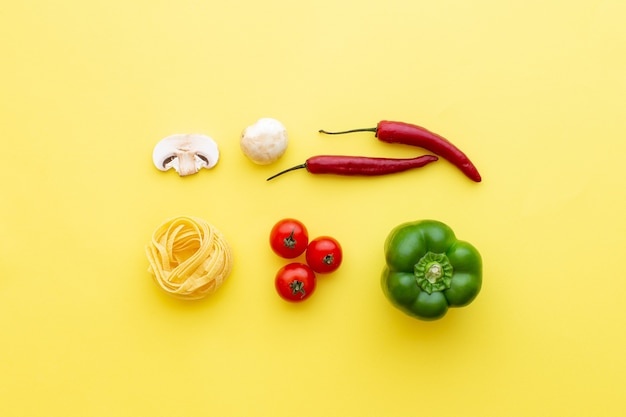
left=318, top=127, right=377, bottom=135
left=266, top=163, right=307, bottom=181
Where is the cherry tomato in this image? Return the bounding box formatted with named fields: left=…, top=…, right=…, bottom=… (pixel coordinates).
left=275, top=263, right=317, bottom=302
left=305, top=236, right=343, bottom=274
left=269, top=218, right=309, bottom=259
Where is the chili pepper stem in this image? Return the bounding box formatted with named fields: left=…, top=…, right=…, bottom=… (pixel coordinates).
left=318, top=128, right=377, bottom=135
left=266, top=163, right=307, bottom=181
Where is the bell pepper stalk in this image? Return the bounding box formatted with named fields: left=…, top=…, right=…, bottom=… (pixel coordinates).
left=381, top=220, right=482, bottom=321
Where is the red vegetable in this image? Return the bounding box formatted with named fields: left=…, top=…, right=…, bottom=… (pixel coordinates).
left=306, top=236, right=343, bottom=274
left=266, top=154, right=438, bottom=181
left=275, top=263, right=317, bottom=302
left=269, top=218, right=309, bottom=259
left=319, top=120, right=481, bottom=182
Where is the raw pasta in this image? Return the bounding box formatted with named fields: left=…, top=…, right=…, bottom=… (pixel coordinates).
left=146, top=216, right=233, bottom=300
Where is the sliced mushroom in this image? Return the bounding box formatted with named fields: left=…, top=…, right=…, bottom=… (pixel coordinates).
left=152, top=133, right=219, bottom=176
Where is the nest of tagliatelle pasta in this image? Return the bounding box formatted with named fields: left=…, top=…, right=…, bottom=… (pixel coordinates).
left=145, top=216, right=234, bottom=300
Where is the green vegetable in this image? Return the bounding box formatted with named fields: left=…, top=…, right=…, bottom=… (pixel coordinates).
left=381, top=220, right=482, bottom=321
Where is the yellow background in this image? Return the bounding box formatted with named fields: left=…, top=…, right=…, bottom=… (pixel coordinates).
left=1, top=0, right=625, bottom=416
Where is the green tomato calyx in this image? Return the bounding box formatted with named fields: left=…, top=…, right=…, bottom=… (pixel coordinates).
left=289, top=280, right=306, bottom=298
left=283, top=229, right=297, bottom=249
left=414, top=252, right=453, bottom=294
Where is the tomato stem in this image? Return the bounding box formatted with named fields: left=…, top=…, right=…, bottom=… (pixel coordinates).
left=289, top=280, right=306, bottom=298
left=283, top=229, right=297, bottom=249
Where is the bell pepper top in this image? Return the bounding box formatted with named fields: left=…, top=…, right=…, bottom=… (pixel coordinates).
left=381, top=220, right=482, bottom=321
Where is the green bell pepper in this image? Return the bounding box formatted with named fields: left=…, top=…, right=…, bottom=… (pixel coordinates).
left=381, top=220, right=482, bottom=321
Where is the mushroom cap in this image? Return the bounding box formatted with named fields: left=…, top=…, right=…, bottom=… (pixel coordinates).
left=240, top=118, right=288, bottom=165
left=152, top=133, right=219, bottom=176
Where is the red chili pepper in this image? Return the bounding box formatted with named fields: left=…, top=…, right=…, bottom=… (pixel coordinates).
left=266, top=154, right=438, bottom=181
left=319, top=120, right=481, bottom=182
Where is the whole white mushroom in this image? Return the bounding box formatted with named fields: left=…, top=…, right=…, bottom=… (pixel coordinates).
left=240, top=118, right=288, bottom=165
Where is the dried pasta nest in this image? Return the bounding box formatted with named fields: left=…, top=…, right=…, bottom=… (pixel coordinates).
left=146, top=216, right=234, bottom=300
